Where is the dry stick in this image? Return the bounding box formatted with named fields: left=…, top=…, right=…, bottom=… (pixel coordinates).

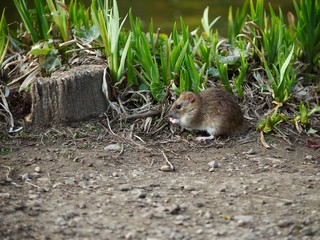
left=105, top=114, right=116, bottom=135
left=126, top=110, right=161, bottom=121
left=25, top=179, right=42, bottom=189
left=134, top=135, right=146, bottom=144
left=161, top=150, right=175, bottom=171
left=117, top=142, right=124, bottom=157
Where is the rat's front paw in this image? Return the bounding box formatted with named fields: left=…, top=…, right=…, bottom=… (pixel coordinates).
left=169, top=118, right=180, bottom=124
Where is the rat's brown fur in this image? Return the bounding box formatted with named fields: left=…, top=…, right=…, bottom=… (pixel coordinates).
left=168, top=88, right=244, bottom=140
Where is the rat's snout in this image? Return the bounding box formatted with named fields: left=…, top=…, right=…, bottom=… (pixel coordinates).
left=167, top=109, right=176, bottom=119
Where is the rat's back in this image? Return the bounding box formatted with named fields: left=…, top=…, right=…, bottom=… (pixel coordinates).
left=199, top=88, right=244, bottom=136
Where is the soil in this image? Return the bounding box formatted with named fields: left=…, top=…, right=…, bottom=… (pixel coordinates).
left=0, top=123, right=319, bottom=240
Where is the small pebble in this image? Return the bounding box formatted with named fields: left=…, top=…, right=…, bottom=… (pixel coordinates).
left=65, top=177, right=76, bottom=185
left=234, top=215, right=254, bottom=225
left=305, top=155, right=313, bottom=160
left=55, top=217, right=67, bottom=226
left=29, top=194, right=39, bottom=199
left=184, top=185, right=196, bottom=191
left=243, top=148, right=256, bottom=155
left=160, top=165, right=172, bottom=172
left=203, top=211, right=213, bottom=220
left=112, top=172, right=119, bottom=177
left=277, top=219, right=294, bottom=228
left=302, top=227, right=314, bottom=236
left=208, top=160, right=219, bottom=168
left=52, top=182, right=63, bottom=188
left=78, top=202, right=87, bottom=209
left=167, top=204, right=181, bottom=215
left=68, top=220, right=77, bottom=228
left=22, top=173, right=32, bottom=181
left=125, top=230, right=136, bottom=240
left=104, top=143, right=121, bottom=151
left=65, top=211, right=78, bottom=219
left=0, top=193, right=10, bottom=198
left=34, top=166, right=41, bottom=173
left=119, top=184, right=132, bottom=191
left=135, top=189, right=146, bottom=198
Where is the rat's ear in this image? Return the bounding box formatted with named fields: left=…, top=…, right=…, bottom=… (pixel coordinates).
left=186, top=93, right=195, bottom=103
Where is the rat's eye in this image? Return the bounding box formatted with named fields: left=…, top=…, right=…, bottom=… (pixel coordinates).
left=176, top=104, right=181, bottom=110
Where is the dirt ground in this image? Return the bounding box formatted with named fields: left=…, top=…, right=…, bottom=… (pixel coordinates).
left=0, top=124, right=319, bottom=240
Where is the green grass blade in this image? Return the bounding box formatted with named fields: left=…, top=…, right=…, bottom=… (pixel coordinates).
left=13, top=0, right=39, bottom=43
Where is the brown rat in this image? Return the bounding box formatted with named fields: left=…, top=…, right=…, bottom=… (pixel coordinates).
left=168, top=88, right=245, bottom=141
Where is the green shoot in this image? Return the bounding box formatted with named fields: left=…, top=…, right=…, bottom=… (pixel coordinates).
left=46, top=0, right=70, bottom=42
left=294, top=102, right=320, bottom=132
left=91, top=0, right=132, bottom=82
left=257, top=106, right=288, bottom=133
left=293, top=0, right=320, bottom=69
left=234, top=53, right=248, bottom=97
left=228, top=0, right=248, bottom=44
left=264, top=47, right=295, bottom=103
left=0, top=10, right=9, bottom=67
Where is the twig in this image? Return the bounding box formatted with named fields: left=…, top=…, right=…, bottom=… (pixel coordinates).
left=134, top=135, right=146, bottom=144
left=125, top=110, right=161, bottom=121
left=105, top=114, right=116, bottom=135
left=25, top=179, right=42, bottom=189
left=117, top=142, right=124, bottom=156
left=161, top=150, right=175, bottom=171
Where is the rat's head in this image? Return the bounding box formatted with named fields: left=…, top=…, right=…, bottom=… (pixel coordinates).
left=168, top=91, right=200, bottom=128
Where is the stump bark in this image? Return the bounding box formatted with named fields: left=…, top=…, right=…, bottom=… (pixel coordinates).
left=30, top=65, right=109, bottom=126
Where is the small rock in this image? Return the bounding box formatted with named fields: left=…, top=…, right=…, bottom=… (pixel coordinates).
left=52, top=182, right=63, bottom=188
left=150, top=192, right=161, bottom=198
left=119, top=184, right=132, bottom=191
left=203, top=211, right=212, bottom=220
left=302, top=227, right=314, bottom=236
left=52, top=226, right=62, bottom=234
left=125, top=230, right=136, bottom=240
left=78, top=202, right=86, bottom=209
left=196, top=202, right=204, bottom=208
left=112, top=172, right=119, bottom=177
left=184, top=185, right=196, bottom=191
left=134, top=189, right=146, bottom=198
left=29, top=194, right=39, bottom=199
left=34, top=166, right=41, bottom=173
left=277, top=219, right=295, bottom=228
left=160, top=165, right=172, bottom=172
left=104, top=143, right=121, bottom=151
left=68, top=220, right=77, bottom=228
left=305, top=155, right=313, bottom=160
left=208, top=160, right=219, bottom=168
left=242, top=232, right=257, bottom=240
left=22, top=173, right=32, bottom=181
left=234, top=215, right=254, bottom=225
left=196, top=229, right=204, bottom=234
left=131, top=170, right=144, bottom=177
left=55, top=217, right=67, bottom=226
left=243, top=148, right=256, bottom=155
left=219, top=186, right=227, bottom=192
left=65, top=211, right=78, bottom=219
left=0, top=193, right=10, bottom=198
left=167, top=204, right=181, bottom=215
left=65, top=177, right=76, bottom=185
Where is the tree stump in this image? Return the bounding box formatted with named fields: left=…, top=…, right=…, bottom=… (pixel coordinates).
left=30, top=65, right=109, bottom=126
